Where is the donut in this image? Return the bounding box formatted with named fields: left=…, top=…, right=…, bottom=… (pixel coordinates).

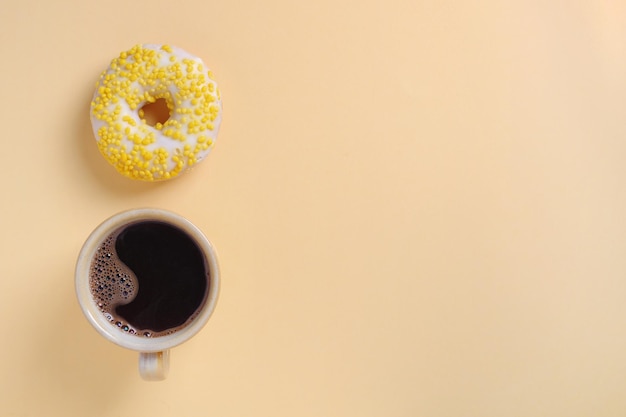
left=90, top=44, right=222, bottom=181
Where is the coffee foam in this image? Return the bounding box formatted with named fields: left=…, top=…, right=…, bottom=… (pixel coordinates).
left=89, top=225, right=209, bottom=338
left=89, top=229, right=146, bottom=336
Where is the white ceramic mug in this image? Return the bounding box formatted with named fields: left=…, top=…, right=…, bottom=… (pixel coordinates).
left=75, top=208, right=220, bottom=381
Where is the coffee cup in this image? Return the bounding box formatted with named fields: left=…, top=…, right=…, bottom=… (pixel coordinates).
left=75, top=208, right=220, bottom=381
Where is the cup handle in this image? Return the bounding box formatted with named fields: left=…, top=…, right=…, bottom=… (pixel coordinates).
left=139, top=350, right=170, bottom=381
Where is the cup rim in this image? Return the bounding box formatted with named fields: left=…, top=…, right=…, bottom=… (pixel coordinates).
left=75, top=208, right=220, bottom=352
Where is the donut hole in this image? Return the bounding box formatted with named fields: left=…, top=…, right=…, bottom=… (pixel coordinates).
left=140, top=98, right=171, bottom=127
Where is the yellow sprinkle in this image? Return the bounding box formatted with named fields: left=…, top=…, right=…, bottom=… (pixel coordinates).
left=92, top=44, right=221, bottom=181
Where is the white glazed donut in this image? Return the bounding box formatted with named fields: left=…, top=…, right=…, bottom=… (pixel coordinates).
left=90, top=44, right=222, bottom=181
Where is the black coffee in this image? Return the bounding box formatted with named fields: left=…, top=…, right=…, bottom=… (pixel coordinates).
left=89, top=221, right=209, bottom=337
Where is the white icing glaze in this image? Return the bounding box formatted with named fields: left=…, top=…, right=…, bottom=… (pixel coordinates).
left=90, top=44, right=222, bottom=181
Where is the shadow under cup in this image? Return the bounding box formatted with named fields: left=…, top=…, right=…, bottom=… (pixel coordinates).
left=75, top=208, right=220, bottom=380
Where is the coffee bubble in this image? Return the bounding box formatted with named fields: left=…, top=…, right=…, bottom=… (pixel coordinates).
left=89, top=230, right=139, bottom=336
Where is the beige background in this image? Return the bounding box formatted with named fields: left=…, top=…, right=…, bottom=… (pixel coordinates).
left=1, top=0, right=625, bottom=416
